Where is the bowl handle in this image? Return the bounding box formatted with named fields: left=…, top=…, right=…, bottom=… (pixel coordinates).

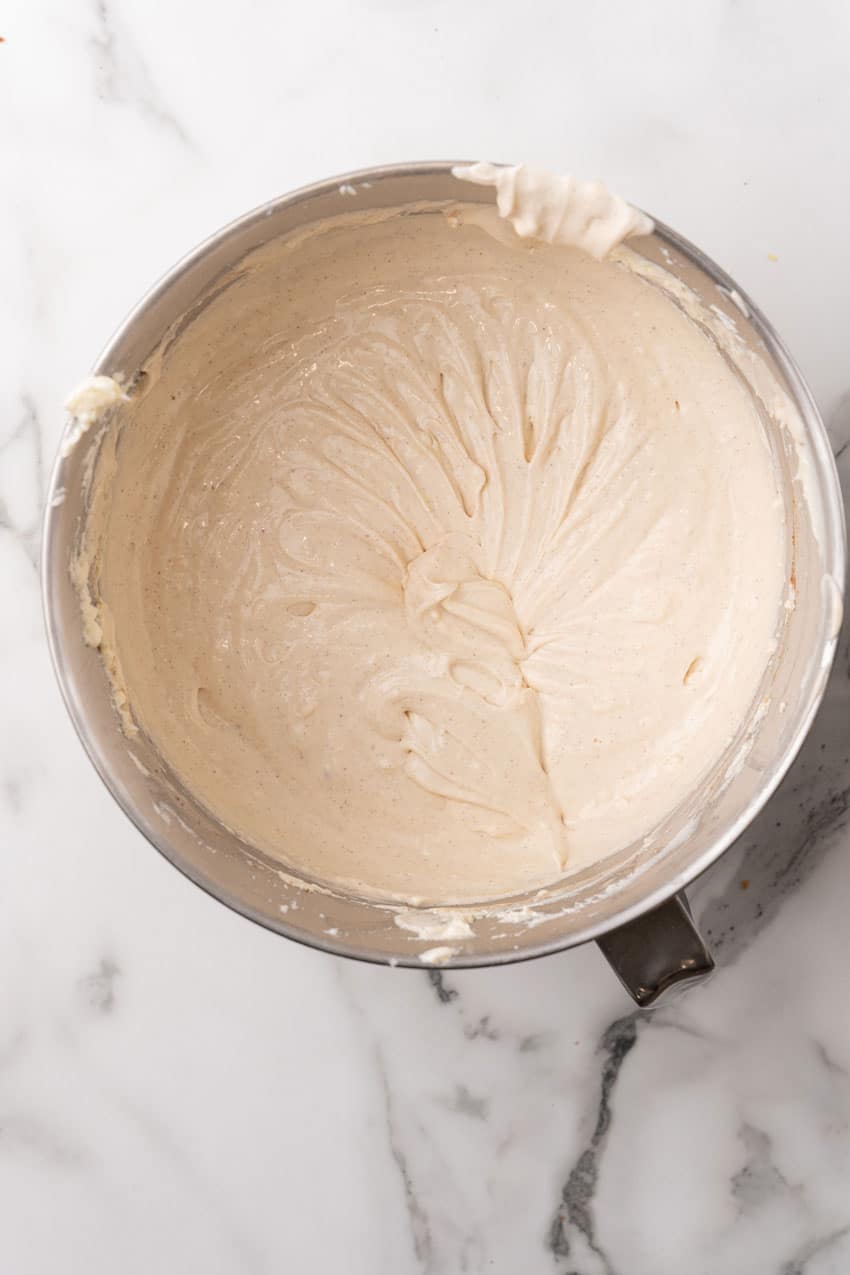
left=596, top=892, right=714, bottom=1007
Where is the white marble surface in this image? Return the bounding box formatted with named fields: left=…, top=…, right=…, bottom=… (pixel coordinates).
left=2, top=2, right=850, bottom=1271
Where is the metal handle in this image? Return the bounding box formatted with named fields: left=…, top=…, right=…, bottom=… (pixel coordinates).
left=596, top=891, right=714, bottom=1007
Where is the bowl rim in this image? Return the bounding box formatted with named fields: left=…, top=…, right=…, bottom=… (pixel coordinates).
left=41, top=160, right=847, bottom=969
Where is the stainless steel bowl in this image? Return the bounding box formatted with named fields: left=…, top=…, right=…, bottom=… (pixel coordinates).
left=42, top=162, right=846, bottom=1004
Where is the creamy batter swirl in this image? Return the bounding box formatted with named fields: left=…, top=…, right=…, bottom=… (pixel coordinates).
left=78, top=205, right=786, bottom=903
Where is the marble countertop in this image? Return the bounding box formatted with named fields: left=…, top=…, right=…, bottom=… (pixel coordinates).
left=3, top=2, right=850, bottom=1271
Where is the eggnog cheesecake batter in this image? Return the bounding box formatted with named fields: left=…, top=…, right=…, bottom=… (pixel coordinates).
left=73, top=173, right=787, bottom=903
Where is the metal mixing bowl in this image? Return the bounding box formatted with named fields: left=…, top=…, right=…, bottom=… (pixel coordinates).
left=42, top=163, right=846, bottom=1004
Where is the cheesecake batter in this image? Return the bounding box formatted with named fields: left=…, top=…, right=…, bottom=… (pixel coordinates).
left=74, top=175, right=787, bottom=904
